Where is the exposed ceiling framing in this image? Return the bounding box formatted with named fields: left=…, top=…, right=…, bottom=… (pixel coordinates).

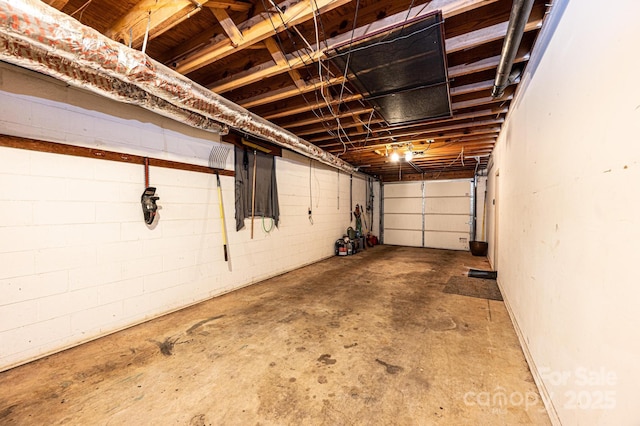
left=21, top=0, right=550, bottom=181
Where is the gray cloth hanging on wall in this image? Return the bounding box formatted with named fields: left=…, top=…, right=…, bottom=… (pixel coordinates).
left=235, top=146, right=280, bottom=231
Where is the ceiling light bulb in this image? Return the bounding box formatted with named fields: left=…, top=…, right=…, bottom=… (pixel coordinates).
left=405, top=150, right=413, bottom=161
left=390, top=150, right=400, bottom=162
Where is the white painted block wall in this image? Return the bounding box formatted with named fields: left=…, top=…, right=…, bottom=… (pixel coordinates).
left=487, top=1, right=640, bottom=424
left=0, top=63, right=379, bottom=370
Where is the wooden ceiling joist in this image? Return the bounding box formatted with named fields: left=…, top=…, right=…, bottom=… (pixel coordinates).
left=449, top=53, right=529, bottom=79
left=202, top=1, right=253, bottom=12
left=176, top=0, right=351, bottom=75
left=262, top=93, right=363, bottom=120
left=210, top=7, right=244, bottom=47
left=281, top=106, right=375, bottom=129
left=295, top=118, right=386, bottom=137
left=235, top=76, right=346, bottom=109
left=450, top=79, right=501, bottom=97
left=106, top=0, right=208, bottom=47
left=452, top=94, right=513, bottom=111
left=263, top=37, right=306, bottom=89
left=208, top=52, right=320, bottom=93
left=445, top=17, right=543, bottom=54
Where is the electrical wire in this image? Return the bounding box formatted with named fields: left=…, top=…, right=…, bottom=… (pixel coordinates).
left=262, top=215, right=274, bottom=233
left=336, top=0, right=361, bottom=111
left=434, top=147, right=464, bottom=179
left=311, top=0, right=337, bottom=119
left=69, top=0, right=94, bottom=17
left=403, top=0, right=417, bottom=24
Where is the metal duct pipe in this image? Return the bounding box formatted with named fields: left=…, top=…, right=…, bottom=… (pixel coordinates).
left=491, top=0, right=535, bottom=98
left=0, top=0, right=356, bottom=174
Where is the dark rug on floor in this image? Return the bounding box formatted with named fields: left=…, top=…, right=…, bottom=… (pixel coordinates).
left=443, top=276, right=503, bottom=301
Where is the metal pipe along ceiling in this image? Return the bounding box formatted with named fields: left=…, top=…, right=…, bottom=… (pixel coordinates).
left=491, top=0, right=536, bottom=98
left=0, top=0, right=356, bottom=174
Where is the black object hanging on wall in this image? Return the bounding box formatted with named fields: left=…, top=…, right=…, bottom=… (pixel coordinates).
left=141, top=157, right=160, bottom=225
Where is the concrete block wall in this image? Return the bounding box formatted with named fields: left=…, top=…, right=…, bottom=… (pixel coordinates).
left=0, top=63, right=378, bottom=370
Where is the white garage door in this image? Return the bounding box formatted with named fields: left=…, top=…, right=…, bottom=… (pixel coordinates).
left=383, top=179, right=472, bottom=250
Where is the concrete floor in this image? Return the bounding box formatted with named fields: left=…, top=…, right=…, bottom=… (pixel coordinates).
left=0, top=246, right=549, bottom=425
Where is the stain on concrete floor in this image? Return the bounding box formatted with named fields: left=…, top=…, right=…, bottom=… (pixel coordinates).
left=0, top=246, right=550, bottom=425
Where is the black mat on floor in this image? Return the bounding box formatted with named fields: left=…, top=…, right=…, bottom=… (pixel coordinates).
left=443, top=276, right=503, bottom=301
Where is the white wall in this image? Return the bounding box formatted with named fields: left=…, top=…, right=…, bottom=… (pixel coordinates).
left=0, top=63, right=377, bottom=370
left=488, top=1, right=640, bottom=424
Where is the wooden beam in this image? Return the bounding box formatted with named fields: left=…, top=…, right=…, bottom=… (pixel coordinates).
left=450, top=79, right=495, bottom=97
left=263, top=93, right=362, bottom=120
left=208, top=51, right=322, bottom=93
left=452, top=94, right=513, bottom=111
left=106, top=0, right=208, bottom=48
left=236, top=76, right=345, bottom=109
left=353, top=114, right=365, bottom=134
left=282, top=107, right=375, bottom=129
left=176, top=0, right=351, bottom=75
left=263, top=37, right=306, bottom=89
left=445, top=17, right=543, bottom=54
left=210, top=7, right=244, bottom=47
left=449, top=53, right=529, bottom=79
left=202, top=1, right=253, bottom=12
left=296, top=118, right=386, bottom=136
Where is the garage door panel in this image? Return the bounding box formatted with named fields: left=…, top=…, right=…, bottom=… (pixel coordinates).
left=425, top=214, right=470, bottom=232
left=384, top=182, right=423, bottom=197
left=385, top=229, right=423, bottom=247
left=424, top=197, right=470, bottom=214
left=424, top=231, right=469, bottom=250
left=385, top=213, right=422, bottom=229
left=424, top=180, right=471, bottom=196
left=384, top=197, right=422, bottom=214
left=383, top=179, right=471, bottom=250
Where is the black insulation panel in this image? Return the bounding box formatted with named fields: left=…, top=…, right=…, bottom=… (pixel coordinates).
left=330, top=12, right=451, bottom=125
